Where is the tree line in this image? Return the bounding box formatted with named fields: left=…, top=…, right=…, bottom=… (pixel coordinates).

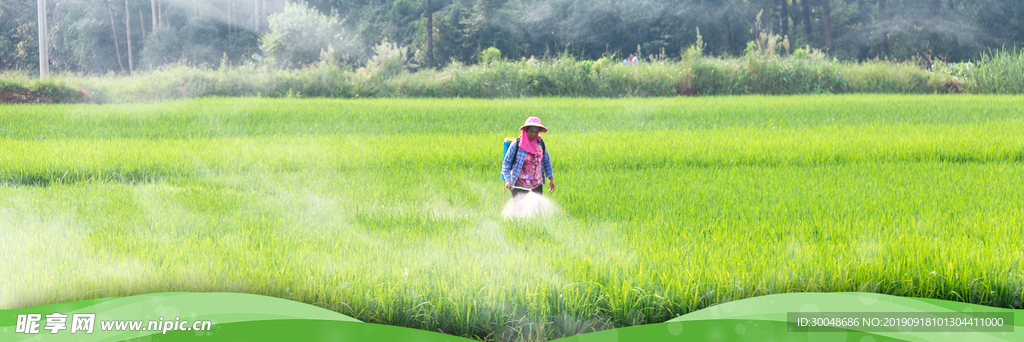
left=2, top=0, right=1022, bottom=75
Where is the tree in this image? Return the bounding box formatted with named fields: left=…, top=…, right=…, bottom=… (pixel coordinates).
left=1, top=1, right=36, bottom=70
left=106, top=0, right=125, bottom=72
left=253, top=0, right=259, bottom=32
left=821, top=0, right=832, bottom=52
left=878, top=0, right=887, bottom=58
left=140, top=26, right=180, bottom=68
left=425, top=0, right=433, bottom=68
left=801, top=0, right=812, bottom=37
left=4, top=0, right=1024, bottom=75
left=780, top=0, right=789, bottom=35
left=259, top=3, right=357, bottom=68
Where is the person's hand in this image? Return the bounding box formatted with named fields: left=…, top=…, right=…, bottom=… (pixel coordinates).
left=504, top=181, right=513, bottom=189
left=548, top=179, right=556, bottom=193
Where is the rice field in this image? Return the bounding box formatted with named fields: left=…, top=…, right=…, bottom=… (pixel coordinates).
left=2, top=95, right=1023, bottom=341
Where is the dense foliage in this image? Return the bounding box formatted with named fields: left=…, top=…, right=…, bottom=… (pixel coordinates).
left=3, top=0, right=1024, bottom=75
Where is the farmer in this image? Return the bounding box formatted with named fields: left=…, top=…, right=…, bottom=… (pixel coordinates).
left=502, top=116, right=555, bottom=197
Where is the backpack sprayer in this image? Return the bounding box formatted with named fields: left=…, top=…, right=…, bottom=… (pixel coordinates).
left=501, top=137, right=537, bottom=200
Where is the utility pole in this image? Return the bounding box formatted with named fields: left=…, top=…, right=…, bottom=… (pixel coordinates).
left=151, top=0, right=157, bottom=30
left=822, top=0, right=832, bottom=52
left=878, top=0, right=888, bottom=58
left=37, top=0, right=49, bottom=79
left=126, top=0, right=133, bottom=75
left=139, top=8, right=146, bottom=40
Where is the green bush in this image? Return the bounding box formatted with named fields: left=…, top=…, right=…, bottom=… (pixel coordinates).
left=792, top=48, right=809, bottom=60
left=364, top=39, right=409, bottom=80
left=140, top=28, right=184, bottom=70
left=479, top=47, right=501, bottom=64
left=682, top=28, right=705, bottom=63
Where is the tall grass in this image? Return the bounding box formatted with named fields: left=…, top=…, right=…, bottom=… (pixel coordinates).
left=967, top=48, right=1024, bottom=94
left=844, top=61, right=949, bottom=93
left=9, top=49, right=1024, bottom=102
left=688, top=57, right=850, bottom=95
left=2, top=54, right=983, bottom=103
left=2, top=96, right=1023, bottom=341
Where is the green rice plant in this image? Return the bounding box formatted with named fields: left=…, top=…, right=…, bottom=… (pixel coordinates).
left=2, top=96, right=1023, bottom=342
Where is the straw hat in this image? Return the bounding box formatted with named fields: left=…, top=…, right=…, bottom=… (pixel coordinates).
left=519, top=116, right=548, bottom=132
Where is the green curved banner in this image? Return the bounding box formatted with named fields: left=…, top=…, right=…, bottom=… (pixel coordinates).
left=1, top=292, right=1019, bottom=342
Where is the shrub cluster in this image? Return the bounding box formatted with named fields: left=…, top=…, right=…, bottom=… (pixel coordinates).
left=5, top=47, right=1024, bottom=103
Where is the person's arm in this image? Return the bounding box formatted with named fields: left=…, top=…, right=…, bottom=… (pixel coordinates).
left=543, top=147, right=554, bottom=192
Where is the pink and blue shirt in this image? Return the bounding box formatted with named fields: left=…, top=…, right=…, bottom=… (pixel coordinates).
left=501, top=140, right=553, bottom=189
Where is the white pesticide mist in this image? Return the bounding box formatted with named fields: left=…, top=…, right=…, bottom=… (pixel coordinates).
left=501, top=192, right=561, bottom=219
left=0, top=195, right=156, bottom=309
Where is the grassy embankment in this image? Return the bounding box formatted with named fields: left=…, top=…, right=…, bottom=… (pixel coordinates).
left=3, top=48, right=1024, bottom=102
